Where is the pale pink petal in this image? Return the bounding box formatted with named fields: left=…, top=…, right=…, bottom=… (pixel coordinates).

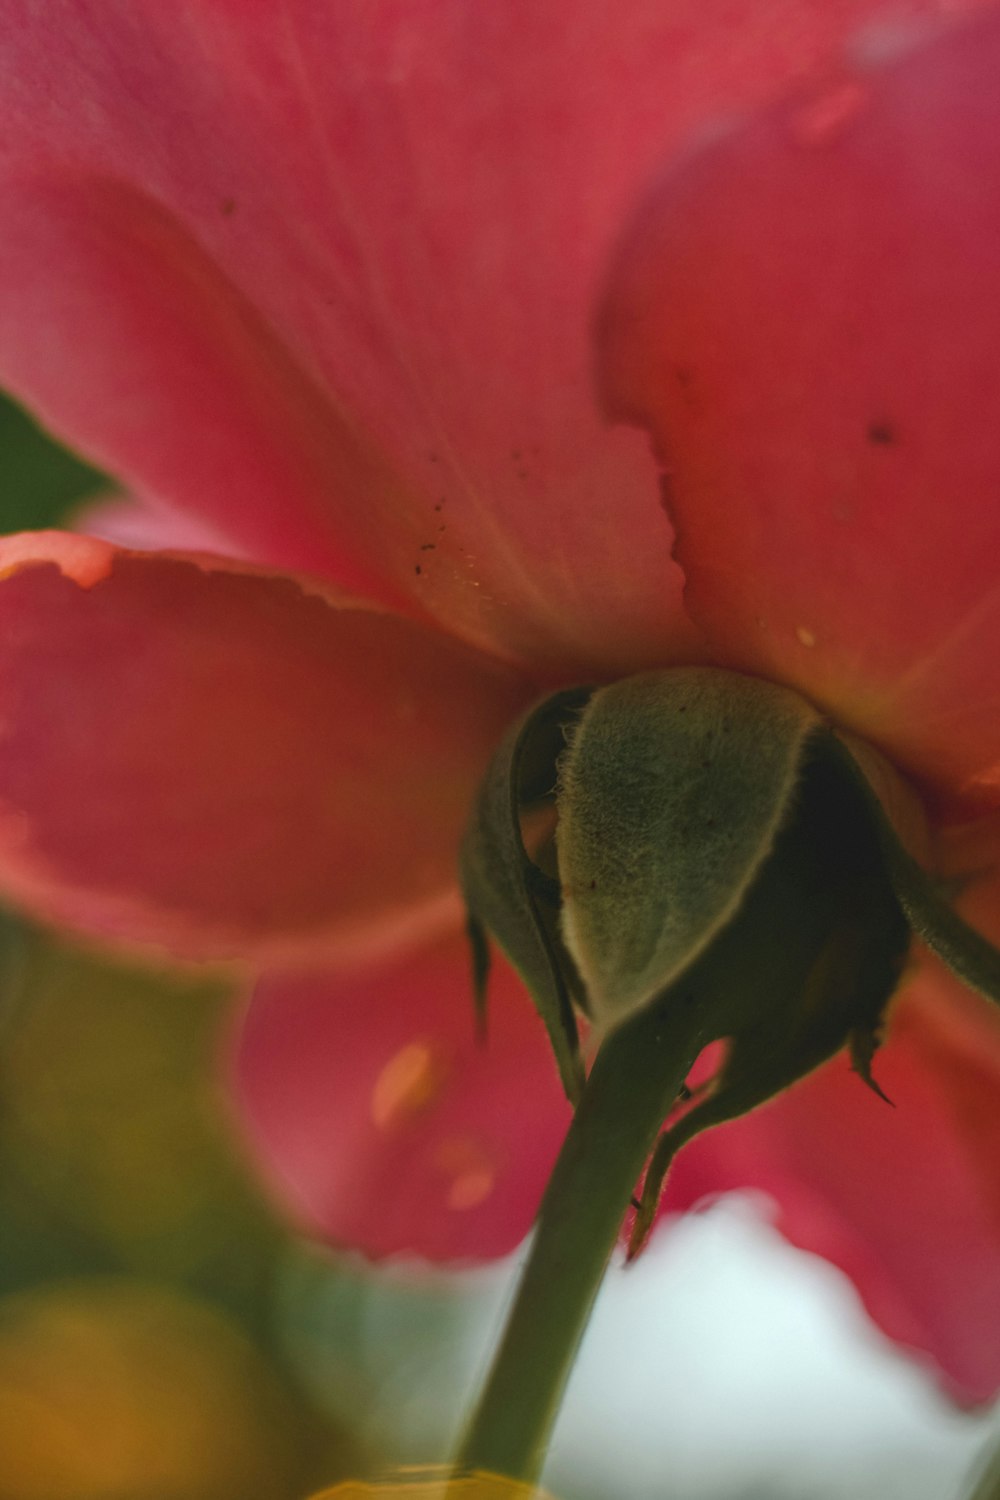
left=0, top=531, right=529, bottom=963
left=1, top=1, right=980, bottom=673
left=73, top=491, right=253, bottom=557
left=600, top=7, right=1000, bottom=810
left=230, top=934, right=572, bottom=1260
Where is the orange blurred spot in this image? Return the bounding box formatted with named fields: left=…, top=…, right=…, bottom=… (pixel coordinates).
left=371, top=1042, right=448, bottom=1130
left=0, top=531, right=115, bottom=588
left=0, top=1280, right=293, bottom=1499
left=309, top=1466, right=556, bottom=1498
left=434, top=1137, right=497, bottom=1211
left=446, top=1168, right=496, bottom=1211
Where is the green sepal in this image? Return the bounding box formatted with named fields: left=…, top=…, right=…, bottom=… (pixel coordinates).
left=462, top=664, right=1000, bottom=1232
left=460, top=688, right=592, bottom=1101
left=556, top=670, right=824, bottom=1029
left=627, top=733, right=911, bottom=1255
left=825, top=734, right=1000, bottom=1009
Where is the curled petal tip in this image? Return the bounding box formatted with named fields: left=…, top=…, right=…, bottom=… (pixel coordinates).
left=0, top=529, right=115, bottom=587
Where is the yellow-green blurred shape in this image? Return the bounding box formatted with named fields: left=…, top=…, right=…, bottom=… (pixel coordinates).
left=0, top=1279, right=295, bottom=1499
left=310, top=1467, right=556, bottom=1499
left=0, top=921, right=276, bottom=1280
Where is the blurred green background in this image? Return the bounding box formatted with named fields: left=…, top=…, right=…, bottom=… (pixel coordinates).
left=0, top=394, right=365, bottom=1498
left=0, top=393, right=105, bottom=531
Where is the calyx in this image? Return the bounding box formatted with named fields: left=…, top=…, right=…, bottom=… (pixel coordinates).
left=461, top=668, right=1000, bottom=1252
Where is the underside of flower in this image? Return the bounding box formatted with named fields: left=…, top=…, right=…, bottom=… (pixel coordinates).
left=462, top=668, right=1000, bottom=1254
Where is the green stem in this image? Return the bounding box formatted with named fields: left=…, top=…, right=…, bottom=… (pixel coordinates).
left=966, top=1430, right=1000, bottom=1500
left=455, top=996, right=705, bottom=1484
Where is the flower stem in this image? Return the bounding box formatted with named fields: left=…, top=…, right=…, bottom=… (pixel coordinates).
left=455, top=995, right=706, bottom=1485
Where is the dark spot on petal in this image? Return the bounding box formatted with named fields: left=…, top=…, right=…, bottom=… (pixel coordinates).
left=659, top=473, right=678, bottom=519
left=866, top=421, right=896, bottom=445
left=420, top=543, right=436, bottom=552
left=673, top=365, right=698, bottom=407
left=414, top=564, right=423, bottom=575
left=220, top=197, right=236, bottom=216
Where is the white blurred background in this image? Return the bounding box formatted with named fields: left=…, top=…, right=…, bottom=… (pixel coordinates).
left=280, top=1194, right=1000, bottom=1500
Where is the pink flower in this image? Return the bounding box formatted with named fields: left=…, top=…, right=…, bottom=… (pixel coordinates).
left=0, top=0, right=999, bottom=1405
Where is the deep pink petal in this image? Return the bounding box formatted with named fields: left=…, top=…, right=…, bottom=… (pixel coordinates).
left=0, top=532, right=528, bottom=962
left=600, top=7, right=1000, bottom=811
left=230, top=935, right=571, bottom=1261
left=1, top=1, right=979, bottom=673
left=668, top=978, right=1000, bottom=1405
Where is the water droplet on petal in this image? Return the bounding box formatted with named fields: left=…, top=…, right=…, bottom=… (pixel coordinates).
left=790, top=81, right=869, bottom=147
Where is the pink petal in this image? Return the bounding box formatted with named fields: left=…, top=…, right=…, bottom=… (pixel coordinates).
left=0, top=175, right=412, bottom=602
left=230, top=935, right=572, bottom=1261
left=0, top=531, right=528, bottom=962
left=0, top=2, right=976, bottom=675
left=600, top=7, right=1000, bottom=812
left=668, top=978, right=1000, bottom=1405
